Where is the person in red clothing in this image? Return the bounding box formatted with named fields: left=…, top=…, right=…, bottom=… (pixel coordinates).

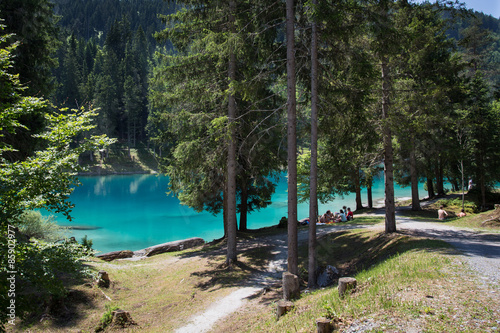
left=346, top=207, right=354, bottom=221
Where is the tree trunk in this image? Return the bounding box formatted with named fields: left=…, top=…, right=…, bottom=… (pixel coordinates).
left=426, top=176, right=434, bottom=199
left=239, top=175, right=248, bottom=231
left=286, top=0, right=298, bottom=276
left=338, top=277, right=357, bottom=298
left=223, top=181, right=228, bottom=238
left=354, top=169, right=363, bottom=211
left=308, top=0, right=318, bottom=289
left=436, top=155, right=445, bottom=196
left=226, top=0, right=238, bottom=264
left=367, top=179, right=373, bottom=209
left=409, top=138, right=421, bottom=211
left=276, top=300, right=294, bottom=318
left=479, top=153, right=486, bottom=209
left=381, top=58, right=396, bottom=233
left=282, top=271, right=300, bottom=300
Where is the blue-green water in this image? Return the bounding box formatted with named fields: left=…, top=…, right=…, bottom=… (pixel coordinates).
left=53, top=174, right=428, bottom=253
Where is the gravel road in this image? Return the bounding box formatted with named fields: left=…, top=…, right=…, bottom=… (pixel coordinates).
left=397, top=216, right=500, bottom=285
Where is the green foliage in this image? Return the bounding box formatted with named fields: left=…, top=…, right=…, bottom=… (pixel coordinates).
left=150, top=0, right=287, bottom=219
left=80, top=235, right=94, bottom=254
left=0, top=232, right=93, bottom=328
left=11, top=210, right=67, bottom=242
left=437, top=198, right=478, bottom=214
left=0, top=28, right=114, bottom=329
left=0, top=0, right=59, bottom=96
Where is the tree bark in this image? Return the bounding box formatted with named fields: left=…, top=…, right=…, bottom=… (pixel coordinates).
left=436, top=155, right=445, bottom=196
left=367, top=180, right=373, bottom=209
left=426, top=174, right=434, bottom=199
left=381, top=58, right=396, bottom=233
left=354, top=169, right=363, bottom=211
left=282, top=271, right=300, bottom=300
left=286, top=0, right=298, bottom=275
left=239, top=175, right=248, bottom=231
left=226, top=0, right=237, bottom=264
left=308, top=0, right=318, bottom=289
left=316, top=318, right=335, bottom=333
left=409, top=137, right=421, bottom=211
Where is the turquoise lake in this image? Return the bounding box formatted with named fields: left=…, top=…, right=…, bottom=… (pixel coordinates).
left=54, top=173, right=430, bottom=253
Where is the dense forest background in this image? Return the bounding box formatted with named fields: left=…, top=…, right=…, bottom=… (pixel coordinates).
left=16, top=0, right=500, bottom=150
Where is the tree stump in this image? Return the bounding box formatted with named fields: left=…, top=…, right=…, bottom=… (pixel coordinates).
left=316, top=317, right=334, bottom=333
left=111, top=309, right=136, bottom=327
left=282, top=272, right=300, bottom=300
left=338, top=277, right=357, bottom=298
left=96, top=270, right=110, bottom=288
left=276, top=300, right=294, bottom=318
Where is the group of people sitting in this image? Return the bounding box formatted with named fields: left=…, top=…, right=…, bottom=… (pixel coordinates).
left=319, top=206, right=353, bottom=224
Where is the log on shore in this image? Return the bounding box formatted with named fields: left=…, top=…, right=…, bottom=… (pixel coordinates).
left=142, top=237, right=205, bottom=257
left=96, top=250, right=134, bottom=261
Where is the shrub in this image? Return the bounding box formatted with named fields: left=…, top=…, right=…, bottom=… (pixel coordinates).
left=81, top=235, right=94, bottom=255
left=13, top=210, right=67, bottom=242
left=0, top=232, right=93, bottom=328
left=437, top=198, right=478, bottom=214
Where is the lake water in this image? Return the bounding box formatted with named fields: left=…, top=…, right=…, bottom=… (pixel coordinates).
left=54, top=173, right=429, bottom=253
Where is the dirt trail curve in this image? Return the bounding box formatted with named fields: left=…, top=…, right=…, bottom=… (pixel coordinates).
left=174, top=224, right=364, bottom=333
left=175, top=210, right=500, bottom=332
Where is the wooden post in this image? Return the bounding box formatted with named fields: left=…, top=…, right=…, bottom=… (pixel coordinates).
left=276, top=300, right=294, bottom=318
left=97, top=270, right=110, bottom=288
left=338, top=277, right=357, bottom=298
left=316, top=317, right=334, bottom=333
left=282, top=272, right=300, bottom=300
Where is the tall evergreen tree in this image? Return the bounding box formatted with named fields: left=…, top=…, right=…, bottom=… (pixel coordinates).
left=151, top=0, right=286, bottom=264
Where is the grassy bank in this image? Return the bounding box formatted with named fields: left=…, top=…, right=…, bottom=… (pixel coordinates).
left=218, top=229, right=499, bottom=332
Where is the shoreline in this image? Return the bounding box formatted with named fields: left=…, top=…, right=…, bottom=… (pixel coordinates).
left=78, top=170, right=158, bottom=176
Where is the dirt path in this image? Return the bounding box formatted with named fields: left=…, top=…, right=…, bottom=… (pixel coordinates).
left=174, top=223, right=365, bottom=333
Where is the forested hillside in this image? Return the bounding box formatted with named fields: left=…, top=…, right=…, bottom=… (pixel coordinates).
left=49, top=0, right=175, bottom=147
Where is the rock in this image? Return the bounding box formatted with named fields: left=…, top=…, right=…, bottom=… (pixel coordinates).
left=142, top=237, right=205, bottom=257
left=316, top=265, right=339, bottom=288
left=96, top=250, right=134, bottom=261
